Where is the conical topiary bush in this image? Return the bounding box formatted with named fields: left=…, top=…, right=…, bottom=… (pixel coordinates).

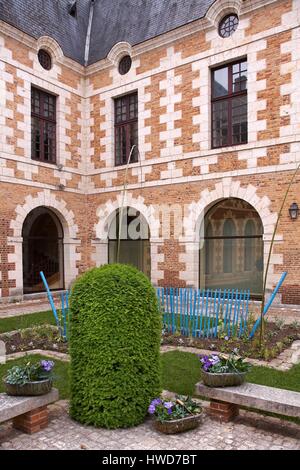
left=69, top=264, right=161, bottom=428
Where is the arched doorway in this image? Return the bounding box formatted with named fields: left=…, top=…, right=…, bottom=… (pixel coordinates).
left=200, top=198, right=263, bottom=298
left=22, top=207, right=64, bottom=293
left=108, top=207, right=151, bottom=277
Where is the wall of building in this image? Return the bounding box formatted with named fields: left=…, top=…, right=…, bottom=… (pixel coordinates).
left=0, top=0, right=300, bottom=303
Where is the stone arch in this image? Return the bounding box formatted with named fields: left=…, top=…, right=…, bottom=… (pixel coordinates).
left=9, top=190, right=79, bottom=295
left=107, top=41, right=133, bottom=67
left=36, top=36, right=64, bottom=62
left=206, top=0, right=243, bottom=27
left=181, top=178, right=281, bottom=292
left=184, top=178, right=276, bottom=241
left=93, top=192, right=160, bottom=283
left=94, top=192, right=159, bottom=241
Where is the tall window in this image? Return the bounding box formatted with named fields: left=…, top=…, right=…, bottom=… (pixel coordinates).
left=244, top=220, right=255, bottom=271
left=211, top=60, right=247, bottom=148
left=31, top=87, right=56, bottom=163
left=114, top=93, right=138, bottom=166
left=200, top=199, right=264, bottom=299
left=223, top=219, right=235, bottom=273
left=108, top=207, right=150, bottom=277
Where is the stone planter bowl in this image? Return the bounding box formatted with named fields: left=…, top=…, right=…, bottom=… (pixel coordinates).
left=153, top=412, right=203, bottom=434
left=4, top=378, right=53, bottom=396
left=202, top=370, right=246, bottom=387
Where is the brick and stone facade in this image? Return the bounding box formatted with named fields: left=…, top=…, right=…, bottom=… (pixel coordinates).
left=0, top=0, right=300, bottom=304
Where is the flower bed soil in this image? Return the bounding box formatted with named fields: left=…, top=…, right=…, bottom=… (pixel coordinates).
left=0, top=327, right=68, bottom=354
left=1, top=322, right=300, bottom=360
left=162, top=322, right=300, bottom=360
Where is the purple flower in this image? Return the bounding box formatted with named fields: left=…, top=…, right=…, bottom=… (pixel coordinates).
left=40, top=360, right=54, bottom=372
left=200, top=355, right=209, bottom=364
left=151, top=398, right=162, bottom=406
left=224, top=336, right=229, bottom=341
left=148, top=398, right=162, bottom=414
left=167, top=408, right=172, bottom=415
left=211, top=355, right=220, bottom=365
left=164, top=401, right=173, bottom=410
left=148, top=404, right=156, bottom=414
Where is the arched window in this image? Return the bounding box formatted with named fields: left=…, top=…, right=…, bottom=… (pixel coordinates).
left=205, top=222, right=214, bottom=274
left=108, top=207, right=150, bottom=277
left=22, top=207, right=64, bottom=293
left=200, top=198, right=263, bottom=298
left=244, top=220, right=255, bottom=271
left=223, top=219, right=235, bottom=273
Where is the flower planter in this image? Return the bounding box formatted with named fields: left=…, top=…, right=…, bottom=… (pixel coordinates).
left=202, top=370, right=246, bottom=387
left=153, top=412, right=203, bottom=434
left=4, top=378, right=53, bottom=396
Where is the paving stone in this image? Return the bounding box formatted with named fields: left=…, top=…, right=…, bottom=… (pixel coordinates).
left=0, top=402, right=299, bottom=450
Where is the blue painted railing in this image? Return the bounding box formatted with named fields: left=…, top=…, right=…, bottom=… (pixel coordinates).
left=40, top=269, right=287, bottom=342
left=156, top=287, right=250, bottom=338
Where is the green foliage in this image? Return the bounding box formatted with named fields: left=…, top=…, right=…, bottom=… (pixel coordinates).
left=5, top=359, right=54, bottom=385
left=69, top=264, right=162, bottom=429
left=0, top=355, right=69, bottom=398
left=149, top=395, right=201, bottom=423
left=200, top=350, right=252, bottom=373
left=275, top=318, right=285, bottom=330
left=20, top=324, right=62, bottom=343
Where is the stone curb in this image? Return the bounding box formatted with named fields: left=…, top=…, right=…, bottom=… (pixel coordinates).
left=160, top=341, right=300, bottom=371
left=6, top=349, right=69, bottom=362
left=3, top=341, right=300, bottom=371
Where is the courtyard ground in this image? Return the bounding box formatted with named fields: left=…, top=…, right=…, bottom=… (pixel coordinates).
left=0, top=300, right=299, bottom=451
left=0, top=400, right=299, bottom=450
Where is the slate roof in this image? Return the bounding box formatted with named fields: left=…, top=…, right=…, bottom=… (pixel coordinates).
left=0, top=0, right=216, bottom=65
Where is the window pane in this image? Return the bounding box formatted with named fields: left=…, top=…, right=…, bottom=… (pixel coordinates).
left=115, top=97, right=127, bottom=123
left=31, top=117, right=40, bottom=159
left=212, top=100, right=228, bottom=147
left=43, top=94, right=55, bottom=119
left=200, top=199, right=263, bottom=298
left=115, top=127, right=122, bottom=165
left=129, top=121, right=138, bottom=162
left=43, top=122, right=55, bottom=162
left=31, top=89, right=40, bottom=115
left=115, top=126, right=127, bottom=165
left=232, top=62, right=247, bottom=93
left=31, top=87, right=56, bottom=163
left=114, top=93, right=138, bottom=165
left=232, top=95, right=247, bottom=145
left=212, top=67, right=228, bottom=98
left=129, top=94, right=138, bottom=119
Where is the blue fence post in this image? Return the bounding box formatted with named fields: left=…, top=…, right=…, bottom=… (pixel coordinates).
left=249, top=272, right=287, bottom=339
left=39, top=271, right=60, bottom=330
left=158, top=285, right=251, bottom=339
left=214, top=289, right=221, bottom=338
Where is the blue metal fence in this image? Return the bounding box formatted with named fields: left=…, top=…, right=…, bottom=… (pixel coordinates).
left=40, top=270, right=287, bottom=342
left=156, top=287, right=250, bottom=338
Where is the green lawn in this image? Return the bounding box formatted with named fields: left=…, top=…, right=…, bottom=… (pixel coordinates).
left=0, top=311, right=55, bottom=334
left=161, top=350, right=300, bottom=394
left=0, top=350, right=299, bottom=423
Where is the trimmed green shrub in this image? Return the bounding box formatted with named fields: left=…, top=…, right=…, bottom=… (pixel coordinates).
left=69, top=264, right=161, bottom=428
